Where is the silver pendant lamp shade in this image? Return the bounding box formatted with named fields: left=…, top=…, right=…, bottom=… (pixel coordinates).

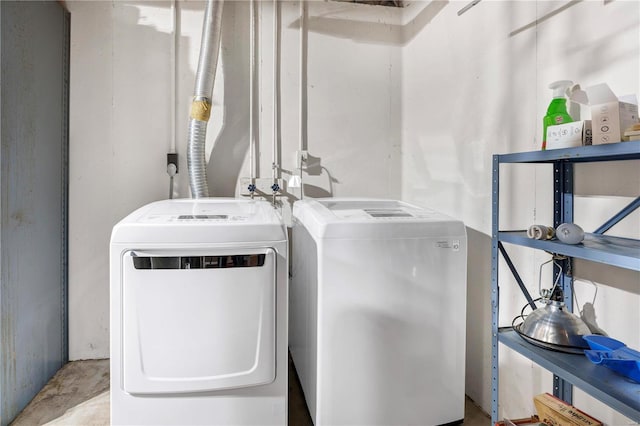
left=514, top=297, right=591, bottom=353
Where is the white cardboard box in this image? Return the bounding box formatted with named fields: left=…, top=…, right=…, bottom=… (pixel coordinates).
left=546, top=120, right=592, bottom=149
left=586, top=84, right=638, bottom=144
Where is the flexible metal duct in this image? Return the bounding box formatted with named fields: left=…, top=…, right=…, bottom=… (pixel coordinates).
left=187, top=0, right=224, bottom=198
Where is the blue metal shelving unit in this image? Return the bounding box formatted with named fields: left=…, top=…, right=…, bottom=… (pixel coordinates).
left=491, top=141, right=640, bottom=424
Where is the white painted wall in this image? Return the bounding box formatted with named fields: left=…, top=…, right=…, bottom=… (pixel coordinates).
left=68, top=0, right=403, bottom=359
left=401, top=1, right=639, bottom=424
left=67, top=0, right=639, bottom=423
left=68, top=1, right=173, bottom=359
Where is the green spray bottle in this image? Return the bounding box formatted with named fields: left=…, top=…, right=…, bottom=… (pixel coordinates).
left=542, top=80, right=574, bottom=150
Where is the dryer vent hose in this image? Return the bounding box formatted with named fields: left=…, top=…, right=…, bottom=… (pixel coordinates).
left=187, top=0, right=224, bottom=198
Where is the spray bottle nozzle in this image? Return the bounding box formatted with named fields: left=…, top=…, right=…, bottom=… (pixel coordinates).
left=549, top=80, right=573, bottom=99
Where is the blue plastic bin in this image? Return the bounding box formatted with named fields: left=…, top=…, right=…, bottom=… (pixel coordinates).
left=583, top=335, right=640, bottom=383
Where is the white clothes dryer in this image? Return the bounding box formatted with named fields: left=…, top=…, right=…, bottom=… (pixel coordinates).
left=110, top=199, right=288, bottom=425
left=290, top=198, right=467, bottom=426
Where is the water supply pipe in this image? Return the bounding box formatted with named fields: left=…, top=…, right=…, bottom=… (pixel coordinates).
left=187, top=0, right=224, bottom=198
left=271, top=0, right=280, bottom=182
left=298, top=0, right=307, bottom=199
left=170, top=0, right=178, bottom=155
left=249, top=0, right=257, bottom=191
left=168, top=0, right=178, bottom=199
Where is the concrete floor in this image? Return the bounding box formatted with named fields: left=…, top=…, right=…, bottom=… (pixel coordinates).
left=11, top=360, right=109, bottom=426
left=11, top=358, right=490, bottom=426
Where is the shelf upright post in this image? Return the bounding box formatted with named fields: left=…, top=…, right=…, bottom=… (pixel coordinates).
left=491, top=154, right=500, bottom=424
left=552, top=161, right=574, bottom=403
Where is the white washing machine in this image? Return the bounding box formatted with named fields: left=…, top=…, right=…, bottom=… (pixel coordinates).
left=290, top=198, right=467, bottom=426
left=110, top=199, right=288, bottom=425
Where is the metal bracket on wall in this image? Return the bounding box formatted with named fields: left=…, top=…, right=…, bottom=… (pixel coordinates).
left=457, top=0, right=481, bottom=16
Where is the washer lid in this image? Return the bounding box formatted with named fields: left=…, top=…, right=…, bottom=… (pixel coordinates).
left=293, top=198, right=466, bottom=239
left=111, top=199, right=286, bottom=244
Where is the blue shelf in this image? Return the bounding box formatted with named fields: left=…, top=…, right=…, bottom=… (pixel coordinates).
left=492, top=143, right=640, bottom=424
left=499, top=328, right=640, bottom=422
left=499, top=231, right=640, bottom=271
left=496, top=141, right=640, bottom=164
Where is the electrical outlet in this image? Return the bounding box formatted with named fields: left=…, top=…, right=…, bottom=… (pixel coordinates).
left=239, top=178, right=285, bottom=196
left=167, top=153, right=178, bottom=174
left=293, top=150, right=308, bottom=168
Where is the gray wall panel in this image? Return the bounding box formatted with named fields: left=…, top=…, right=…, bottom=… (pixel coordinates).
left=0, top=2, right=68, bottom=424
